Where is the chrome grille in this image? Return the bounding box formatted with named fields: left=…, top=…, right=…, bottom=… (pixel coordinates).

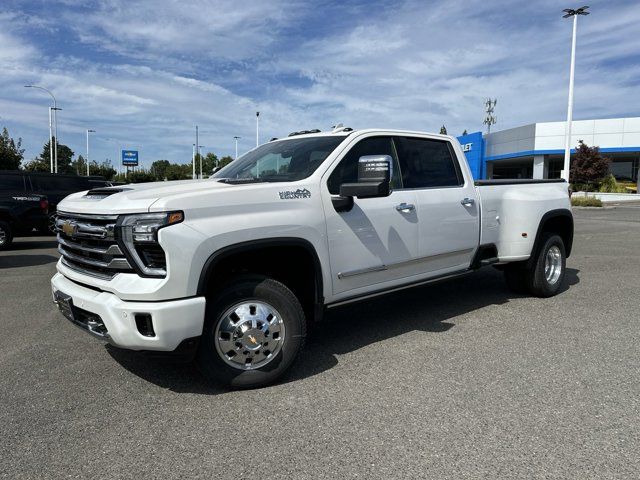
left=56, top=212, right=133, bottom=279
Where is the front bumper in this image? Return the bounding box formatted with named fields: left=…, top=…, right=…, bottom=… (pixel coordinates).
left=51, top=273, right=206, bottom=351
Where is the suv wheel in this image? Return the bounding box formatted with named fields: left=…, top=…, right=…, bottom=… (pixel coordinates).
left=0, top=221, right=13, bottom=250
left=197, top=276, right=306, bottom=388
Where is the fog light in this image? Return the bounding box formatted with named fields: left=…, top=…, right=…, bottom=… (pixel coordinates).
left=135, top=314, right=155, bottom=337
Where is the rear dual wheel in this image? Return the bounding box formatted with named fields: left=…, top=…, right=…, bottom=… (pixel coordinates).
left=504, top=233, right=566, bottom=297
left=197, top=276, right=306, bottom=389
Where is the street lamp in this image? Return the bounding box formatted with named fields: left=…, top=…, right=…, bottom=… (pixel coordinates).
left=234, top=136, right=241, bottom=160
left=562, top=5, right=590, bottom=182
left=86, top=129, right=95, bottom=176
left=256, top=112, right=260, bottom=147
left=24, top=85, right=58, bottom=173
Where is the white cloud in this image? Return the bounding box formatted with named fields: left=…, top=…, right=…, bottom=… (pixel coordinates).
left=1, top=0, right=639, bottom=167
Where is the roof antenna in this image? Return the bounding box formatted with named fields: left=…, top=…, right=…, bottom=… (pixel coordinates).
left=332, top=123, right=344, bottom=133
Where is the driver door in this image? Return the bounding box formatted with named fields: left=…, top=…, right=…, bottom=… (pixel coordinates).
left=322, top=136, right=420, bottom=297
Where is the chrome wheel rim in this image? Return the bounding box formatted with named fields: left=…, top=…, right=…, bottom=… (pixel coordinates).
left=214, top=301, right=285, bottom=370
left=0, top=227, right=6, bottom=245
left=544, top=245, right=562, bottom=285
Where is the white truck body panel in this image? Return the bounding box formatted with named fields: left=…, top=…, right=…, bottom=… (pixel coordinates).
left=52, top=128, right=571, bottom=351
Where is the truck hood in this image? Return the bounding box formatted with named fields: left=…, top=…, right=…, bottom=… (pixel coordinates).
left=57, top=179, right=233, bottom=215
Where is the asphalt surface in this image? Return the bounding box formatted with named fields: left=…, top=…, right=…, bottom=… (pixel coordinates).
left=1, top=207, right=639, bottom=479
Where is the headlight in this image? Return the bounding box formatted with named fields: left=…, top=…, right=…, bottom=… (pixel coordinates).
left=116, top=211, right=183, bottom=277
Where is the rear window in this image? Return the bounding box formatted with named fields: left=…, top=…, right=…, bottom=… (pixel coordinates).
left=394, top=137, right=462, bottom=188
left=0, top=175, right=25, bottom=192
left=30, top=175, right=89, bottom=192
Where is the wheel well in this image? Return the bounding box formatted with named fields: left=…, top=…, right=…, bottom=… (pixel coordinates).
left=198, top=240, right=323, bottom=322
left=533, top=210, right=574, bottom=260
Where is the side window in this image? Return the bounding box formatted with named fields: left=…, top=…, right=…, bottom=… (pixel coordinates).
left=0, top=175, right=25, bottom=192
left=394, top=137, right=462, bottom=188
left=327, top=136, right=402, bottom=195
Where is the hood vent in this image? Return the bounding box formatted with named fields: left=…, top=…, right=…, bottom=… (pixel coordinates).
left=84, top=188, right=131, bottom=199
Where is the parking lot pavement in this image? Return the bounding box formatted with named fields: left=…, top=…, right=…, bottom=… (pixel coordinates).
left=1, top=207, right=639, bottom=479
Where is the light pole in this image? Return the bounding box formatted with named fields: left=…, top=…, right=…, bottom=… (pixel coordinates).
left=86, top=129, right=95, bottom=176
left=192, top=143, right=196, bottom=179
left=562, top=5, right=590, bottom=182
left=234, top=136, right=241, bottom=160
left=256, top=112, right=260, bottom=147
left=25, top=85, right=57, bottom=173
left=197, top=144, right=204, bottom=178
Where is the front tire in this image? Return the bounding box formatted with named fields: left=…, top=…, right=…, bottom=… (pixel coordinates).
left=0, top=221, right=13, bottom=250
left=197, top=276, right=306, bottom=388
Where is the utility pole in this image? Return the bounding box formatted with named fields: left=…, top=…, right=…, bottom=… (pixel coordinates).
left=234, top=136, right=241, bottom=160
left=192, top=143, right=196, bottom=180
left=86, top=129, right=95, bottom=176
left=562, top=6, right=590, bottom=182
left=25, top=85, right=57, bottom=173
left=48, top=107, right=54, bottom=173
left=256, top=112, right=260, bottom=147
left=483, top=98, right=497, bottom=134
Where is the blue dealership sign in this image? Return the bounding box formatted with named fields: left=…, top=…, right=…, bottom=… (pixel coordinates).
left=456, top=132, right=484, bottom=179
left=122, top=150, right=139, bottom=166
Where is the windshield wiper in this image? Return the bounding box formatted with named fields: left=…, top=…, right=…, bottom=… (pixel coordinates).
left=216, top=177, right=265, bottom=184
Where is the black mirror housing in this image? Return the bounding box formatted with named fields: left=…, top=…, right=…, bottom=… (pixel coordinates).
left=339, top=155, right=393, bottom=199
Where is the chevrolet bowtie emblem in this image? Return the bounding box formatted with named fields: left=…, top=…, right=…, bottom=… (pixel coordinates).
left=248, top=335, right=258, bottom=345
left=62, top=221, right=78, bottom=238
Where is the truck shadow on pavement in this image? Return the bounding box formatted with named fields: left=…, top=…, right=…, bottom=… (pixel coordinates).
left=106, top=267, right=580, bottom=394
left=9, top=238, right=58, bottom=250
left=0, top=254, right=59, bottom=268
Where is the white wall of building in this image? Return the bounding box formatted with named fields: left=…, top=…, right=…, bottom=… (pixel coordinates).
left=534, top=117, right=640, bottom=151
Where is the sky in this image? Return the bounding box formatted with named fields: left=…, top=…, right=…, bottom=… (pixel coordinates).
left=1, top=0, right=639, bottom=169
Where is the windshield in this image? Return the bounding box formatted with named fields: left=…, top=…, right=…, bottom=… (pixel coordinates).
left=212, top=136, right=346, bottom=183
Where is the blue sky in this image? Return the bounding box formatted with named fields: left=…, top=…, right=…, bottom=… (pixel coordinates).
left=1, top=0, right=639, bottom=169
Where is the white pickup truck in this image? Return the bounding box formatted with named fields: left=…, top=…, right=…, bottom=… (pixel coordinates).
left=51, top=127, right=573, bottom=388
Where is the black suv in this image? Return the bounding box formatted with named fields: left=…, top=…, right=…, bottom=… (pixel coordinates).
left=0, top=171, right=112, bottom=235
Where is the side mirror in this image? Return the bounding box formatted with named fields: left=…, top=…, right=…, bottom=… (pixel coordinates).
left=339, top=155, right=393, bottom=199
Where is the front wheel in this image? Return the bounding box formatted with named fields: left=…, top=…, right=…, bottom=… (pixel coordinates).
left=197, top=276, right=306, bottom=388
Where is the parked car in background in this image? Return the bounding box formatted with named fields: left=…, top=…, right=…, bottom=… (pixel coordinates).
left=0, top=188, right=49, bottom=250
left=0, top=171, right=112, bottom=233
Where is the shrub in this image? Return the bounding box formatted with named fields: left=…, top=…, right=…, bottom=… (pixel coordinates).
left=599, top=174, right=627, bottom=193
left=571, top=196, right=603, bottom=207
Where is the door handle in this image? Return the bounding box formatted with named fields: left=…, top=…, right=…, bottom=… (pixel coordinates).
left=395, top=203, right=415, bottom=212
left=460, top=197, right=475, bottom=207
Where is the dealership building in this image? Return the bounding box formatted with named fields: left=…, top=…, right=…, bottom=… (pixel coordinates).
left=457, top=116, right=640, bottom=182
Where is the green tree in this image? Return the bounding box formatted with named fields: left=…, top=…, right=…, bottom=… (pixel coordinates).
left=91, top=159, right=117, bottom=180
left=0, top=127, right=24, bottom=170
left=202, top=152, right=218, bottom=176
left=570, top=141, right=610, bottom=185
left=73, top=154, right=87, bottom=175
left=439, top=125, right=448, bottom=135
left=217, top=155, right=234, bottom=170
left=25, top=138, right=75, bottom=174
left=150, top=159, right=171, bottom=180
left=165, top=163, right=192, bottom=180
